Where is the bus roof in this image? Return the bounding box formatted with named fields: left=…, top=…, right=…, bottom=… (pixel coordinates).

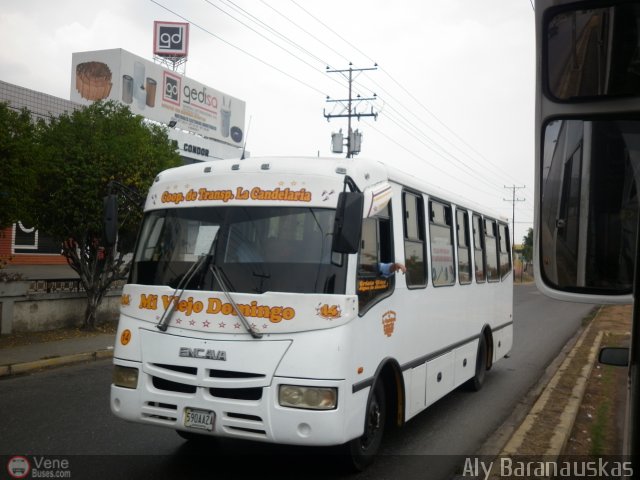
left=152, top=156, right=507, bottom=221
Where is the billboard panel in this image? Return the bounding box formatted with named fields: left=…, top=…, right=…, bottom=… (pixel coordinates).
left=70, top=49, right=245, bottom=146
left=153, top=21, right=189, bottom=57
left=167, top=128, right=245, bottom=162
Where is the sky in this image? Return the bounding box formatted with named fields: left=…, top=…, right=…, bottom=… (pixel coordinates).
left=0, top=0, right=536, bottom=243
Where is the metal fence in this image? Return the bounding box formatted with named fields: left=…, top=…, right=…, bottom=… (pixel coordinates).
left=28, top=278, right=127, bottom=294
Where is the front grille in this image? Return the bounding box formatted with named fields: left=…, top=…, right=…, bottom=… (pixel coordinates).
left=153, top=363, right=198, bottom=375
left=221, top=411, right=267, bottom=438
left=152, top=376, right=197, bottom=394
left=209, top=387, right=263, bottom=401
left=226, top=412, right=262, bottom=421
left=142, top=401, right=178, bottom=424
left=209, top=369, right=265, bottom=379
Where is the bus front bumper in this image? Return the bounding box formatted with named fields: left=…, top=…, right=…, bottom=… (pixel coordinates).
left=110, top=358, right=363, bottom=446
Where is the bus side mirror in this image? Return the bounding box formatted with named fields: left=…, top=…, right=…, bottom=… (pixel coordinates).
left=103, top=194, right=118, bottom=247
left=332, top=191, right=364, bottom=254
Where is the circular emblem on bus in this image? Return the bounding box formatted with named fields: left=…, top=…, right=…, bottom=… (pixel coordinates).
left=120, top=329, right=132, bottom=346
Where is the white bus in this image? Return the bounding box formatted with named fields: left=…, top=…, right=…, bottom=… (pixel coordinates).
left=110, top=156, right=513, bottom=468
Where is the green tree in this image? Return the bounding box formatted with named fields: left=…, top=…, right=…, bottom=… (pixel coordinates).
left=34, top=101, right=181, bottom=329
left=522, top=227, right=533, bottom=264
left=0, top=103, right=37, bottom=228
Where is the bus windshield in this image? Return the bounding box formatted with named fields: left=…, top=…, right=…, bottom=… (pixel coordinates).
left=129, top=206, right=347, bottom=295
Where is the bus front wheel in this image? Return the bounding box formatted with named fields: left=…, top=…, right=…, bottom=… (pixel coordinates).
left=345, top=381, right=386, bottom=471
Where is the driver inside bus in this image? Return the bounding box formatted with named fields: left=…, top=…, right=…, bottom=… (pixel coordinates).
left=378, top=262, right=406, bottom=278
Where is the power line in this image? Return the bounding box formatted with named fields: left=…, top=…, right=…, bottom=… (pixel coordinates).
left=154, top=0, right=504, bottom=200
left=216, top=0, right=505, bottom=193
left=203, top=0, right=329, bottom=77
left=282, top=1, right=529, bottom=188
left=259, top=0, right=351, bottom=65
left=220, top=0, right=328, bottom=69
left=364, top=118, right=503, bottom=205
left=288, top=0, right=376, bottom=64
left=150, top=0, right=327, bottom=96
left=156, top=0, right=531, bottom=200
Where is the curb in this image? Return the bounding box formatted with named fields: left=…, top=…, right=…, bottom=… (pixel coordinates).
left=495, top=306, right=605, bottom=460
left=0, top=349, right=113, bottom=378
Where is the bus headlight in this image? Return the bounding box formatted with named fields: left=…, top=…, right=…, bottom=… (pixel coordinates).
left=278, top=385, right=337, bottom=410
left=113, top=365, right=139, bottom=389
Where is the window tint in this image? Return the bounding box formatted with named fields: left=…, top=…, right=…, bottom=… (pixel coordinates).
left=485, top=218, right=499, bottom=282
left=403, top=191, right=427, bottom=288
left=429, top=201, right=455, bottom=286
left=499, top=223, right=512, bottom=279
left=456, top=209, right=472, bottom=284
left=473, top=214, right=486, bottom=283
left=357, top=203, right=394, bottom=312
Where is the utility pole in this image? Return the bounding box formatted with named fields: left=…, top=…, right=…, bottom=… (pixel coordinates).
left=324, top=63, right=378, bottom=157
left=503, top=185, right=526, bottom=251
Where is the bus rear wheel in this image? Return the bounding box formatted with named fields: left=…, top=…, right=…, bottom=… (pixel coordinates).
left=467, top=334, right=488, bottom=392
left=344, top=381, right=386, bottom=471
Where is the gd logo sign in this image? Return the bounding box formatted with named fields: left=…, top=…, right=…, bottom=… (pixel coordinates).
left=154, top=22, right=189, bottom=55
left=163, top=71, right=181, bottom=105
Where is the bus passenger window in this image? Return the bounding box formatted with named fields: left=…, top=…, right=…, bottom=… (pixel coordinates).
left=429, top=201, right=455, bottom=286
left=473, top=214, right=486, bottom=283
left=357, top=204, right=394, bottom=312
left=485, top=219, right=499, bottom=282
left=403, top=191, right=427, bottom=288
left=456, top=209, right=472, bottom=284
left=498, top=223, right=512, bottom=279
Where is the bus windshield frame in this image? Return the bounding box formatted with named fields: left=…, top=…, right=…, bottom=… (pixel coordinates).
left=130, top=205, right=347, bottom=295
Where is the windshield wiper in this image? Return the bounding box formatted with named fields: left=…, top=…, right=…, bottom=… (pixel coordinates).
left=209, top=264, right=263, bottom=339
left=156, top=254, right=210, bottom=332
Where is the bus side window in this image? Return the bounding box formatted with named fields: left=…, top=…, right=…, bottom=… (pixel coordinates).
left=357, top=203, right=394, bottom=312
left=402, top=191, right=427, bottom=288
left=456, top=209, right=472, bottom=284
left=429, top=200, right=455, bottom=286
left=485, top=218, right=500, bottom=282
left=473, top=214, right=486, bottom=283
left=498, top=222, right=512, bottom=279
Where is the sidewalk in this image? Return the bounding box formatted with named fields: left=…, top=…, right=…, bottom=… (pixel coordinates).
left=480, top=303, right=631, bottom=466
left=0, top=331, right=114, bottom=377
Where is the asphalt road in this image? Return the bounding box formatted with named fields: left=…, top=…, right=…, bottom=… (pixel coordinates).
left=0, top=284, right=594, bottom=479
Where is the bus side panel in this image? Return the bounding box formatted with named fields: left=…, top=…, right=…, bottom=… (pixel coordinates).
left=493, top=324, right=513, bottom=362
left=425, top=352, right=455, bottom=407
left=406, top=363, right=427, bottom=419
left=454, top=340, right=480, bottom=388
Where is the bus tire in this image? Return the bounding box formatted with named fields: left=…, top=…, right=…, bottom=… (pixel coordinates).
left=344, top=380, right=386, bottom=471
left=467, top=334, right=488, bottom=392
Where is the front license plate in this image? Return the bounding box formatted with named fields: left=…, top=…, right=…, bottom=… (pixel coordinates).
left=184, top=408, right=215, bottom=431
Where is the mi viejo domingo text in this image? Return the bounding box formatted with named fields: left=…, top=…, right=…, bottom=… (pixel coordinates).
left=138, top=294, right=296, bottom=324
